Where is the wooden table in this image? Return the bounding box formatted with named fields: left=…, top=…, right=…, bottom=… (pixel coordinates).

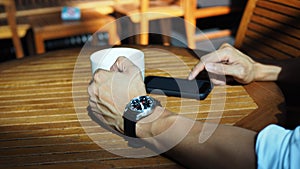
left=0, top=45, right=285, bottom=168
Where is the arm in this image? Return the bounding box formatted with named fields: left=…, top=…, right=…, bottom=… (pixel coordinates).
left=255, top=58, right=300, bottom=128
left=136, top=107, right=257, bottom=169
left=253, top=57, right=300, bottom=86
left=88, top=56, right=257, bottom=169
left=188, top=43, right=300, bottom=127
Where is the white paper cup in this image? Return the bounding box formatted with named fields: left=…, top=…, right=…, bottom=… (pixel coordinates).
left=90, top=47, right=145, bottom=79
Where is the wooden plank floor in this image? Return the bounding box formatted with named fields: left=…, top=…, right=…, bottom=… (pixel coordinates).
left=0, top=45, right=274, bottom=168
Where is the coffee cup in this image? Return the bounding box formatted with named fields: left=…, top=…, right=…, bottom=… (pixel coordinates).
left=90, top=47, right=145, bottom=79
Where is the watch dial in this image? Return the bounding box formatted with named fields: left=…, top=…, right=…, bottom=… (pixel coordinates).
left=130, top=96, right=153, bottom=111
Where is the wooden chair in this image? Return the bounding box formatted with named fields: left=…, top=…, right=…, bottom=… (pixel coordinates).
left=184, top=0, right=244, bottom=49
left=113, top=0, right=185, bottom=45
left=0, top=0, right=30, bottom=59
left=234, top=0, right=300, bottom=128
left=235, top=0, right=300, bottom=60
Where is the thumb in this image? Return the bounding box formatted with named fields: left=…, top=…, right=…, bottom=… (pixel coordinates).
left=110, top=56, right=139, bottom=73
left=219, top=43, right=232, bottom=49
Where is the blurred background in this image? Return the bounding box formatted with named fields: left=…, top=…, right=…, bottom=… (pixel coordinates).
left=0, top=0, right=247, bottom=62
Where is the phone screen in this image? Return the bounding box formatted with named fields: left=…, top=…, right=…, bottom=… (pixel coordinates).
left=144, top=75, right=213, bottom=100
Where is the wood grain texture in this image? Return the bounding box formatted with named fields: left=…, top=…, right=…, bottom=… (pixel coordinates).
left=235, top=0, right=300, bottom=59
left=0, top=45, right=284, bottom=168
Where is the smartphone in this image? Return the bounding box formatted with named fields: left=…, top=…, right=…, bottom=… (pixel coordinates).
left=144, top=74, right=213, bottom=100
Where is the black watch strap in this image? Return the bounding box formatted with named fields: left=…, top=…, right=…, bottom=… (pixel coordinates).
left=123, top=113, right=138, bottom=137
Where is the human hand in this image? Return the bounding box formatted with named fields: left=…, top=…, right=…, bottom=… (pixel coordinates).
left=188, top=43, right=257, bottom=85
left=88, top=57, right=146, bottom=133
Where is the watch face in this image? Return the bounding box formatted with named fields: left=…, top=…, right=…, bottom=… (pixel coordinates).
left=129, top=96, right=154, bottom=112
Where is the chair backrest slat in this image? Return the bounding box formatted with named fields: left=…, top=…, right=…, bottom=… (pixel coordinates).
left=235, top=0, right=300, bottom=60
left=0, top=0, right=24, bottom=58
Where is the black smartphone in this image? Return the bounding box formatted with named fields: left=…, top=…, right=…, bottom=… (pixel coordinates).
left=144, top=74, right=213, bottom=100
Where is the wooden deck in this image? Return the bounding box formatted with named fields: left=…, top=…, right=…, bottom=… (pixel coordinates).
left=0, top=45, right=285, bottom=168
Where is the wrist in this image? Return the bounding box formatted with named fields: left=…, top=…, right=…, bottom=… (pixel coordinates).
left=254, top=62, right=281, bottom=81
left=123, top=95, right=161, bottom=137
left=136, top=106, right=173, bottom=138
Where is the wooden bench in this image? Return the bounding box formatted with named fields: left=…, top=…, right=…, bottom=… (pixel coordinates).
left=0, top=0, right=119, bottom=55
left=0, top=0, right=115, bottom=19
left=28, top=10, right=120, bottom=54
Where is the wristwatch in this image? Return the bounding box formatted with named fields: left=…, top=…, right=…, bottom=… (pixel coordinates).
left=123, top=95, right=161, bottom=137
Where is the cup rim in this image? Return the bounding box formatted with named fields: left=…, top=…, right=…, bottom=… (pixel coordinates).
left=90, top=47, right=144, bottom=75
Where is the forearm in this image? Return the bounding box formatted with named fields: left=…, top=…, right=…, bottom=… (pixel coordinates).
left=136, top=107, right=257, bottom=169
left=253, top=57, right=300, bottom=85
left=253, top=62, right=281, bottom=81
left=253, top=58, right=300, bottom=123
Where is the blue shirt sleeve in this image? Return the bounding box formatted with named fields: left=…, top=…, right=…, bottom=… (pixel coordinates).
left=256, top=124, right=300, bottom=169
